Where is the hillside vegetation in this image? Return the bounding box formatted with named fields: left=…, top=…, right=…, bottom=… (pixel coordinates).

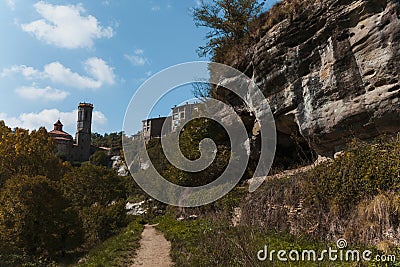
left=241, top=136, right=400, bottom=245
left=0, top=121, right=143, bottom=266
left=155, top=136, right=400, bottom=266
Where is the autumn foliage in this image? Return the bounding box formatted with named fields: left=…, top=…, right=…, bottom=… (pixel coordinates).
left=0, top=121, right=132, bottom=266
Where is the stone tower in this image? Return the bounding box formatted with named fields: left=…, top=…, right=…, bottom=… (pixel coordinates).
left=75, top=103, right=93, bottom=162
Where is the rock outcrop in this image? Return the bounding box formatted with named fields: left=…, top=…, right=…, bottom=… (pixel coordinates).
left=224, top=0, right=400, bottom=157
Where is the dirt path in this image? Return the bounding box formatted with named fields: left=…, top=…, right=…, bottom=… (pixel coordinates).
left=130, top=224, right=173, bottom=267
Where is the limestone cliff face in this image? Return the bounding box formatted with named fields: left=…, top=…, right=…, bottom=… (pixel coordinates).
left=227, top=0, right=400, bottom=156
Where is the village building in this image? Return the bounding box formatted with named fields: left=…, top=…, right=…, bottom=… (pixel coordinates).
left=49, top=102, right=98, bottom=162
left=141, top=102, right=202, bottom=141
left=171, top=102, right=200, bottom=131
left=142, top=116, right=171, bottom=142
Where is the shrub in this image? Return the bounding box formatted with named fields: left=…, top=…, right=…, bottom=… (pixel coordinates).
left=77, top=218, right=144, bottom=267
left=0, top=175, right=83, bottom=261
left=240, top=136, right=400, bottom=245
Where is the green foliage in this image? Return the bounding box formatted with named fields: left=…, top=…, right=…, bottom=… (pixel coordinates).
left=157, top=213, right=353, bottom=266
left=305, top=138, right=400, bottom=216
left=0, top=175, right=82, bottom=260
left=76, top=218, right=144, bottom=267
left=79, top=201, right=128, bottom=248
left=0, top=122, right=142, bottom=265
left=213, top=186, right=247, bottom=213
left=61, top=164, right=130, bottom=247
left=240, top=136, right=400, bottom=252
left=89, top=150, right=110, bottom=167
left=0, top=122, right=64, bottom=185
left=91, top=132, right=122, bottom=155
left=146, top=118, right=232, bottom=187
left=61, top=164, right=126, bottom=207
left=171, top=136, right=400, bottom=267
left=192, top=0, right=265, bottom=59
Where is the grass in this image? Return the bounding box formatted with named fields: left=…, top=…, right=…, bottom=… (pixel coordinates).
left=240, top=136, right=400, bottom=242
left=156, top=214, right=362, bottom=266
left=72, top=136, right=400, bottom=266
left=75, top=217, right=144, bottom=267
left=154, top=136, right=400, bottom=266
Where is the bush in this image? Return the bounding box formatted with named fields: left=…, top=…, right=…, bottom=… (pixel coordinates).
left=77, top=218, right=144, bottom=267
left=156, top=213, right=353, bottom=266
left=240, top=136, right=400, bottom=245
left=305, top=138, right=400, bottom=216
left=79, top=201, right=128, bottom=248
left=0, top=121, right=142, bottom=266
left=61, top=165, right=130, bottom=247
left=61, top=164, right=126, bottom=207
left=89, top=151, right=110, bottom=167
left=0, top=175, right=83, bottom=262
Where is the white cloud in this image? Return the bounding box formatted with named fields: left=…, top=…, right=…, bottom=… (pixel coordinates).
left=1, top=57, right=115, bottom=90
left=134, top=49, right=144, bottom=55
left=151, top=5, right=160, bottom=11
left=6, top=0, right=15, bottom=10
left=44, top=62, right=101, bottom=89
left=1, top=65, right=41, bottom=79
left=0, top=109, right=107, bottom=132
left=15, top=85, right=69, bottom=101
left=84, top=57, right=115, bottom=86
left=125, top=49, right=149, bottom=66
left=21, top=1, right=113, bottom=49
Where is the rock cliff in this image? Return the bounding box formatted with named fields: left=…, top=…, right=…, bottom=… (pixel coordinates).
left=222, top=0, right=400, bottom=157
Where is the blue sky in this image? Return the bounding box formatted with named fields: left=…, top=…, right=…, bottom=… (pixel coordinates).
left=0, top=0, right=278, bottom=135
left=0, top=0, right=212, bottom=134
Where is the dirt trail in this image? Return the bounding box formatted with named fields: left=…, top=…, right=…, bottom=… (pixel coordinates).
left=130, top=224, right=173, bottom=267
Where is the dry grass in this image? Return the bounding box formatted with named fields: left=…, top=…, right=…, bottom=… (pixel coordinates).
left=240, top=136, right=400, bottom=245
left=347, top=192, right=400, bottom=246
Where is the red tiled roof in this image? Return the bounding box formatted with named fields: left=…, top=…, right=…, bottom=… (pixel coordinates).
left=49, top=129, right=73, bottom=140
left=53, top=137, right=73, bottom=142
left=49, top=130, right=72, bottom=136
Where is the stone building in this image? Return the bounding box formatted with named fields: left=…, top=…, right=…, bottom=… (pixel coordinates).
left=74, top=103, right=93, bottom=162
left=142, top=116, right=170, bottom=142
left=141, top=102, right=202, bottom=141
left=49, top=120, right=74, bottom=161
left=49, top=103, right=95, bottom=162
left=171, top=102, right=200, bottom=131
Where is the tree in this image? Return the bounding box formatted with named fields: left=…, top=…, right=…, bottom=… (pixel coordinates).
left=192, top=0, right=265, bottom=58
left=145, top=118, right=233, bottom=187
left=91, top=132, right=123, bottom=155
left=0, top=175, right=83, bottom=258
left=90, top=150, right=110, bottom=167
left=61, top=164, right=126, bottom=207
left=78, top=201, right=127, bottom=248
left=61, top=164, right=128, bottom=247
left=0, top=122, right=64, bottom=186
